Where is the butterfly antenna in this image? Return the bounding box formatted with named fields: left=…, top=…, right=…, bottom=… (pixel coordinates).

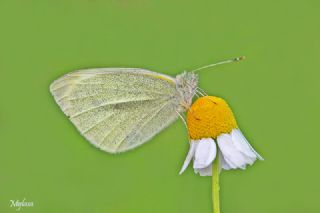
left=190, top=56, right=245, bottom=73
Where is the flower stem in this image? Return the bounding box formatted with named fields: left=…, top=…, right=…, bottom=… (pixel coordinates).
left=212, top=154, right=220, bottom=213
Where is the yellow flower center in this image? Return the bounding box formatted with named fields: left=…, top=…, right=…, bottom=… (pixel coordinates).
left=187, top=96, right=238, bottom=140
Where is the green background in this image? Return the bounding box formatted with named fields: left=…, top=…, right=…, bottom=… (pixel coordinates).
left=1, top=0, right=319, bottom=212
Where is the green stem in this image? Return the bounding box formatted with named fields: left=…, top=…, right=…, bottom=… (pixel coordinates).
left=212, top=154, right=220, bottom=213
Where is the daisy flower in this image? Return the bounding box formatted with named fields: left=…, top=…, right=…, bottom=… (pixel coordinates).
left=179, top=96, right=263, bottom=212
left=180, top=96, right=263, bottom=175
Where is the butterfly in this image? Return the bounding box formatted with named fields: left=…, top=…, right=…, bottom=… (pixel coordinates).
left=50, top=57, right=243, bottom=153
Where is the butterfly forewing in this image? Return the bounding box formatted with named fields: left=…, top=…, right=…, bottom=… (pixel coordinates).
left=50, top=68, right=179, bottom=153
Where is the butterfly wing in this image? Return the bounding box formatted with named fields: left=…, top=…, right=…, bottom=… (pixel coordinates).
left=50, top=68, right=180, bottom=153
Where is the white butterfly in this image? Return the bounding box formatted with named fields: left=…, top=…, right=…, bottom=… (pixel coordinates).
left=50, top=58, right=243, bottom=153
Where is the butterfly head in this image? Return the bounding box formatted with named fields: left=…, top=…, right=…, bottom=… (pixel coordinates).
left=175, top=71, right=198, bottom=111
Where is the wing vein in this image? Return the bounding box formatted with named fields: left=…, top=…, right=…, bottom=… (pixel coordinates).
left=66, top=91, right=165, bottom=101
left=115, top=101, right=172, bottom=151
left=69, top=98, right=158, bottom=118
left=81, top=112, right=115, bottom=134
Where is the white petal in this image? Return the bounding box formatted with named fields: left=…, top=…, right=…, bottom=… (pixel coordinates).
left=179, top=141, right=198, bottom=175
left=194, top=164, right=212, bottom=176
left=220, top=153, right=232, bottom=170
left=193, top=138, right=217, bottom=169
left=217, top=133, right=252, bottom=169
left=231, top=129, right=264, bottom=160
